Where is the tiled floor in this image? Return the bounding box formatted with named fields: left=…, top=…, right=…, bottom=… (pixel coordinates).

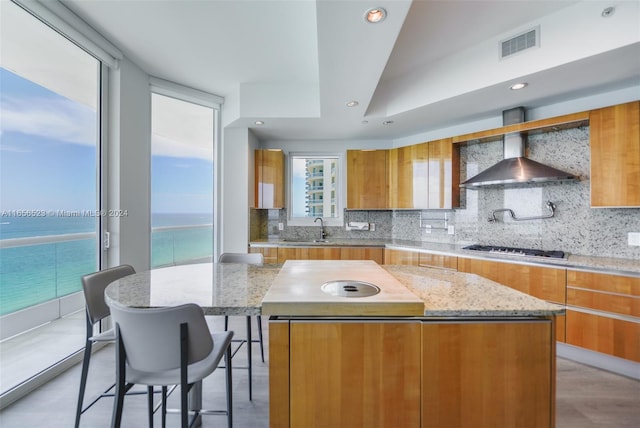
left=1, top=316, right=638, bottom=427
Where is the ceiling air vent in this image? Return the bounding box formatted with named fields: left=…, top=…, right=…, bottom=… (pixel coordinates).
left=500, top=26, right=539, bottom=59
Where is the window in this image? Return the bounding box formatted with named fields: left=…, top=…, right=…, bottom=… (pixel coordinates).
left=288, top=153, right=343, bottom=226
left=150, top=93, right=215, bottom=267
left=0, top=0, right=101, bottom=396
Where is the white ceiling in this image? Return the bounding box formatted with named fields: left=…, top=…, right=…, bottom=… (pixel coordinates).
left=61, top=0, right=640, bottom=142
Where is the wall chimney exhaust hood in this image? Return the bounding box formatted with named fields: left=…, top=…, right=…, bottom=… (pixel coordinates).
left=460, top=107, right=578, bottom=189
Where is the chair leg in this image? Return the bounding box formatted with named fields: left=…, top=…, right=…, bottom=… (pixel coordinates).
left=161, top=386, right=167, bottom=428
left=147, top=386, right=155, bottom=428
left=75, top=339, right=93, bottom=428
left=256, top=316, right=265, bottom=363
left=225, top=342, right=233, bottom=428
left=246, top=316, right=252, bottom=401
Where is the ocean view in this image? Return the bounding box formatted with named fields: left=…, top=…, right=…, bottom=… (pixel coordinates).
left=0, top=213, right=213, bottom=316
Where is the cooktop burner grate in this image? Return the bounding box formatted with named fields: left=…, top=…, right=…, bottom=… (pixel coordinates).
left=463, top=244, right=566, bottom=259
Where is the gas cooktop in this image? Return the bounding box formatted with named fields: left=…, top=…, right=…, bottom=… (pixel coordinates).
left=463, top=244, right=566, bottom=259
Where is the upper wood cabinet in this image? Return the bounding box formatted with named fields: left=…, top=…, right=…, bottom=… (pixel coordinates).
left=427, top=138, right=460, bottom=209
left=388, top=143, right=429, bottom=209
left=347, top=150, right=388, bottom=209
left=255, top=149, right=285, bottom=209
left=590, top=101, right=640, bottom=207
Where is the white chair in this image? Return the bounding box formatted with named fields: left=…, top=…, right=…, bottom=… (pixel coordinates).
left=110, top=302, right=233, bottom=428
left=218, top=252, right=264, bottom=400
left=75, top=264, right=137, bottom=428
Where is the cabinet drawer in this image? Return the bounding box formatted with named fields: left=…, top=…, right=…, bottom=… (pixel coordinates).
left=458, top=258, right=566, bottom=304
left=567, top=270, right=640, bottom=296
left=250, top=247, right=278, bottom=264
left=566, top=309, right=640, bottom=362
left=567, top=287, right=640, bottom=318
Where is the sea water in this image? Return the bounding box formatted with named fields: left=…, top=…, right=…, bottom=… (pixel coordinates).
left=0, top=213, right=213, bottom=316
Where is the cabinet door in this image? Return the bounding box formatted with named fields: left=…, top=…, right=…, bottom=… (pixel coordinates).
left=427, top=138, right=460, bottom=209
left=277, top=247, right=309, bottom=263
left=422, top=320, right=554, bottom=428
left=457, top=258, right=566, bottom=304
left=590, top=101, right=640, bottom=207
left=347, top=150, right=388, bottom=209
left=249, top=247, right=278, bottom=264
left=290, top=322, right=421, bottom=428
left=418, top=253, right=457, bottom=270
left=340, top=247, right=384, bottom=264
left=388, top=143, right=429, bottom=209
left=255, top=149, right=285, bottom=208
left=384, top=248, right=420, bottom=266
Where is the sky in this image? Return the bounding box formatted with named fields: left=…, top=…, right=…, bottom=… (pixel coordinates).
left=0, top=67, right=214, bottom=217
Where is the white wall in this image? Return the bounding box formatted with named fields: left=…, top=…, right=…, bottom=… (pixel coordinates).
left=107, top=57, right=151, bottom=271
left=220, top=127, right=260, bottom=253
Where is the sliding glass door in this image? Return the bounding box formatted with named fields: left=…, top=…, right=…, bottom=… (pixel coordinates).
left=0, top=1, right=102, bottom=397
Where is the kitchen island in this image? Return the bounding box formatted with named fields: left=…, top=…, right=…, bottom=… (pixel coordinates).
left=262, top=260, right=564, bottom=428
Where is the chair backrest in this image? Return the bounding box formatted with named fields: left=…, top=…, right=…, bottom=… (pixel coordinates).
left=110, top=302, right=213, bottom=372
left=218, top=252, right=264, bottom=265
left=81, top=265, right=136, bottom=325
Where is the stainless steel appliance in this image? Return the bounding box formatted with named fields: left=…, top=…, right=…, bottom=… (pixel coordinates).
left=463, top=244, right=566, bottom=259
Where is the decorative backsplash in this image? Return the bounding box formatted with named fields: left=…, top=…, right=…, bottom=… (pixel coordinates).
left=253, top=126, right=640, bottom=260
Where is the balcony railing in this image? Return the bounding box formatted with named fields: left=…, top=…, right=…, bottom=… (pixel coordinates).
left=0, top=224, right=213, bottom=319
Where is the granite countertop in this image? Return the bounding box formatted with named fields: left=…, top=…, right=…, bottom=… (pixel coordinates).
left=104, top=260, right=565, bottom=318
left=104, top=262, right=280, bottom=316
left=261, top=260, right=564, bottom=317
left=250, top=238, right=640, bottom=276
left=261, top=260, right=425, bottom=316
left=383, top=265, right=565, bottom=317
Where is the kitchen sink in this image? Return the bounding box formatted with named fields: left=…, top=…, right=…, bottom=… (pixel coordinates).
left=321, top=280, right=381, bottom=298
left=282, top=239, right=332, bottom=244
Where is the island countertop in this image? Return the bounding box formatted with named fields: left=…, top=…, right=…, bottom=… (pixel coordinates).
left=261, top=260, right=564, bottom=317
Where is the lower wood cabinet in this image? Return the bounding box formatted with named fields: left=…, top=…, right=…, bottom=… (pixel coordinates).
left=250, top=247, right=278, bottom=264
left=340, top=247, right=384, bottom=264
left=270, top=318, right=556, bottom=428
left=289, top=321, right=421, bottom=428
left=457, top=257, right=566, bottom=341
left=566, top=269, right=640, bottom=361
left=384, top=248, right=457, bottom=270
left=422, top=320, right=555, bottom=428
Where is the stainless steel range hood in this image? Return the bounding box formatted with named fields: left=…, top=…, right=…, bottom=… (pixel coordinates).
left=460, top=107, right=578, bottom=189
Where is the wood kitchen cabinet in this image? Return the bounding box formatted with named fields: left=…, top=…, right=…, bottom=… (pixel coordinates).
left=347, top=150, right=388, bottom=209
left=565, top=270, right=640, bottom=362
left=249, top=247, right=278, bottom=264
left=287, top=321, right=422, bottom=428
left=388, top=143, right=429, bottom=209
left=458, top=258, right=566, bottom=341
left=422, top=320, right=555, bottom=428
left=277, top=247, right=340, bottom=263
left=590, top=101, right=640, bottom=207
left=270, top=317, right=556, bottom=428
left=340, top=247, right=384, bottom=264
left=255, top=149, right=285, bottom=209
left=427, top=138, right=460, bottom=209
left=384, top=248, right=457, bottom=270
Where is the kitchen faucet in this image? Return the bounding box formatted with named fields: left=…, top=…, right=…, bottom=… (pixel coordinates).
left=314, top=217, right=326, bottom=241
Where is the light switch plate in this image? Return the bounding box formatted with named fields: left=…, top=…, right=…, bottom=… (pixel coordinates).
left=447, top=225, right=455, bottom=235
left=629, top=232, right=640, bottom=246
left=278, top=223, right=284, bottom=231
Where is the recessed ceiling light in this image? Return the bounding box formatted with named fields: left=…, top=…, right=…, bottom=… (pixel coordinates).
left=601, top=6, right=615, bottom=17
left=365, top=8, right=386, bottom=23
left=361, top=120, right=369, bottom=124
left=346, top=100, right=359, bottom=107
left=382, top=120, right=394, bottom=125
left=510, top=82, right=528, bottom=90
left=254, top=120, right=264, bottom=125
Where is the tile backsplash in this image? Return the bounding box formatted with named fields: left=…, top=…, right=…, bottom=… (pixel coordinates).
left=253, top=125, right=640, bottom=260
